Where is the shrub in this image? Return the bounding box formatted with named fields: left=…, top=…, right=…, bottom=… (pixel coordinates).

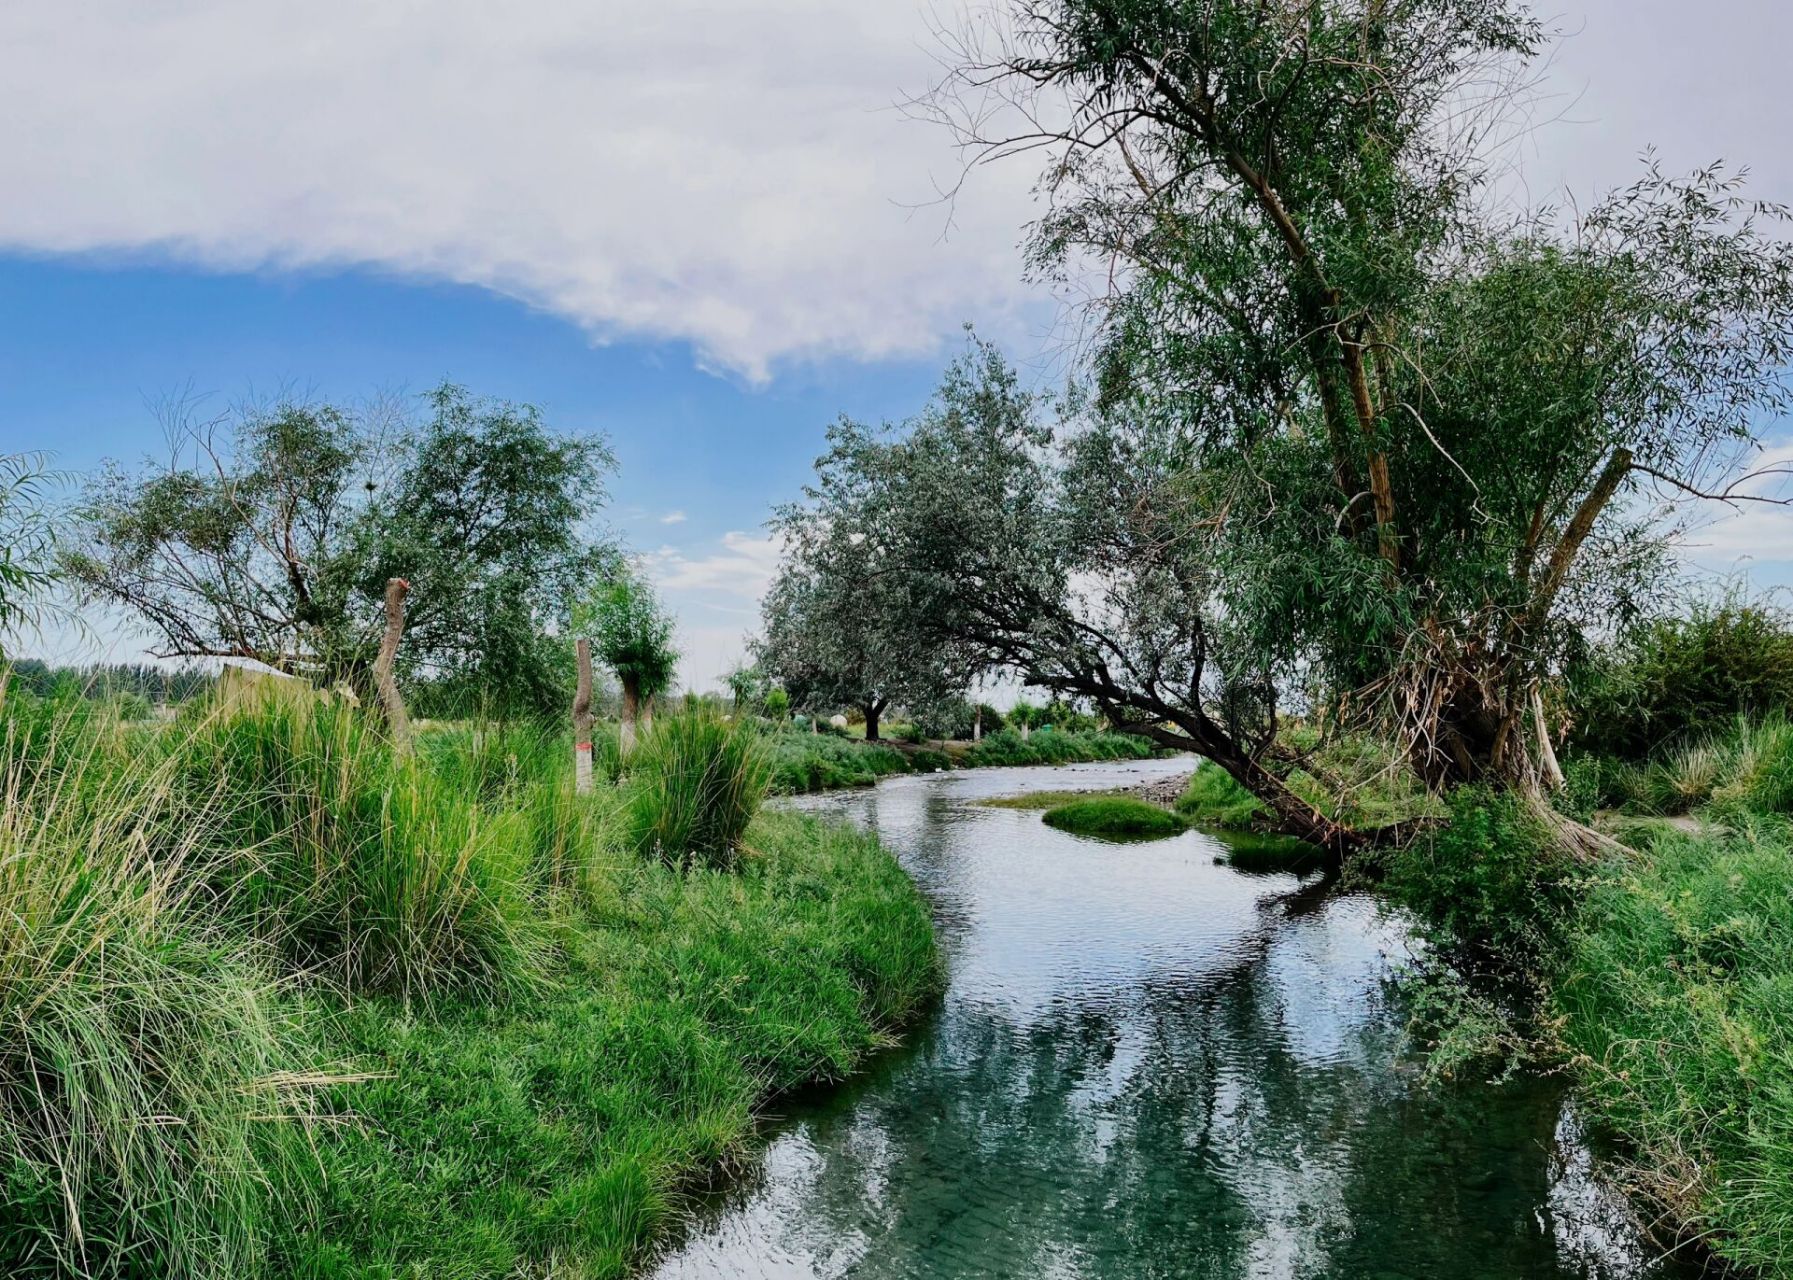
left=1176, top=765, right=1267, bottom=828
left=909, top=747, right=953, bottom=773
left=625, top=711, right=772, bottom=870
left=1378, top=785, right=1568, bottom=964
left=1042, top=795, right=1187, bottom=837
left=765, top=730, right=910, bottom=793
left=959, top=728, right=1152, bottom=768
left=1568, top=596, right=1793, bottom=759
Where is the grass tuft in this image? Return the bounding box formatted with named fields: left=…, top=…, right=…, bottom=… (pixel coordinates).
left=624, top=711, right=772, bottom=870
left=1042, top=795, right=1187, bottom=838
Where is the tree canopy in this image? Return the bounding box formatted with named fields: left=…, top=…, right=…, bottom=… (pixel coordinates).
left=818, top=0, right=1793, bottom=852
left=757, top=416, right=980, bottom=741
left=66, top=384, right=616, bottom=718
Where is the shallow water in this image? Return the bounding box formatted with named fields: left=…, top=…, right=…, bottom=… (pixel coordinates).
left=650, top=758, right=1693, bottom=1280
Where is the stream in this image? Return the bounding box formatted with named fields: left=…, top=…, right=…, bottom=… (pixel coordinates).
left=649, top=757, right=1694, bottom=1279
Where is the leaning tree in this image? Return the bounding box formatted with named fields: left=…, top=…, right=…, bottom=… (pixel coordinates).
left=66, top=384, right=616, bottom=717
left=886, top=0, right=1793, bottom=855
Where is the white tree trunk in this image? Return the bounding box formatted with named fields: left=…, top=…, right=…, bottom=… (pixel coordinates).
left=620, top=676, right=640, bottom=755
left=573, top=638, right=594, bottom=795
left=1532, top=685, right=1565, bottom=792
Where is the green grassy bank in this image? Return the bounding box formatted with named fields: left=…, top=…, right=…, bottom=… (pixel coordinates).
left=0, top=689, right=940, bottom=1279
left=1371, top=720, right=1793, bottom=1274
left=766, top=725, right=1155, bottom=795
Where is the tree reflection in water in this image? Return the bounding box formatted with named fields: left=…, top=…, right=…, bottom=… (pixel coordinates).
left=652, top=761, right=1690, bottom=1280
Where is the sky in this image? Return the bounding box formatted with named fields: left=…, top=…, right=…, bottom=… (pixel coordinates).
left=0, top=0, right=1789, bottom=690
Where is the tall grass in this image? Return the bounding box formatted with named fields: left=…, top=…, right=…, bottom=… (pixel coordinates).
left=625, top=712, right=771, bottom=870
left=0, top=696, right=300, bottom=1279
left=169, top=695, right=539, bottom=998
left=0, top=684, right=940, bottom=1277
left=1558, top=816, right=1793, bottom=1271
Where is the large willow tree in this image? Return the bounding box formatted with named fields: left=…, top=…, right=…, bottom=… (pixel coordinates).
left=879, top=0, right=1793, bottom=854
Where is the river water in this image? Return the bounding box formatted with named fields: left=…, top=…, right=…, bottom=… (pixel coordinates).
left=650, top=757, right=1693, bottom=1280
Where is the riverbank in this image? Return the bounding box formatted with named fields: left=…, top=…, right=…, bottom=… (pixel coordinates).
left=1157, top=732, right=1793, bottom=1275
left=0, top=692, right=941, bottom=1279
left=765, top=725, right=1156, bottom=795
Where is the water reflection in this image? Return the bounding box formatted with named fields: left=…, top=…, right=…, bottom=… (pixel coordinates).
left=652, top=760, right=1688, bottom=1280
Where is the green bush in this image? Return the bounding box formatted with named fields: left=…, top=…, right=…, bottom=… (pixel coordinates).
left=1042, top=795, right=1187, bottom=837
left=1568, top=597, right=1793, bottom=759
left=1176, top=764, right=1267, bottom=828
left=910, top=747, right=953, bottom=773
left=765, top=730, right=911, bottom=793
left=624, top=711, right=772, bottom=870
left=959, top=728, right=1152, bottom=768
left=1378, top=785, right=1569, bottom=964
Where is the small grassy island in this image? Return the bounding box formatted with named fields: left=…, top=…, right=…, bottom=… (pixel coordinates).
left=1042, top=794, right=1189, bottom=838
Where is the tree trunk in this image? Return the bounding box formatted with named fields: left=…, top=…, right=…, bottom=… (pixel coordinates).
left=373, top=577, right=413, bottom=757
left=974, top=704, right=982, bottom=741
left=620, top=675, right=640, bottom=755
left=863, top=702, right=881, bottom=743
left=641, top=695, right=654, bottom=735
left=573, top=638, right=595, bottom=795
left=1532, top=685, right=1565, bottom=793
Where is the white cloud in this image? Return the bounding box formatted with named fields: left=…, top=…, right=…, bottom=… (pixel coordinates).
left=641, top=530, right=784, bottom=690
left=658, top=510, right=687, bottom=525
left=649, top=530, right=783, bottom=599
left=2, top=3, right=1789, bottom=383
left=0, top=1, right=1045, bottom=380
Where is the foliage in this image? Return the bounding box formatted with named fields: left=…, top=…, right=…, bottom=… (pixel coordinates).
left=1557, top=816, right=1793, bottom=1272
left=0, top=453, right=68, bottom=656
left=579, top=566, right=679, bottom=704
left=624, top=711, right=772, bottom=870
left=762, top=686, right=790, bottom=720
left=4, top=658, right=215, bottom=704
left=959, top=727, right=1153, bottom=768
left=758, top=416, right=979, bottom=740
left=1041, top=795, right=1186, bottom=837
left=66, top=386, right=615, bottom=717
left=1176, top=765, right=1267, bottom=829
left=765, top=728, right=912, bottom=794
left=1568, top=595, right=1793, bottom=759
left=869, top=3, right=1793, bottom=847
left=910, top=747, right=954, bottom=773
left=1377, top=786, right=1570, bottom=966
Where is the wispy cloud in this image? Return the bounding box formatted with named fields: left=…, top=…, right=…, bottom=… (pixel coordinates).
left=659, top=510, right=687, bottom=525
left=649, top=531, right=783, bottom=599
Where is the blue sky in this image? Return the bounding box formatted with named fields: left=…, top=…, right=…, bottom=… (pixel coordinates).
left=1, top=1, right=1790, bottom=688
left=0, top=256, right=957, bottom=687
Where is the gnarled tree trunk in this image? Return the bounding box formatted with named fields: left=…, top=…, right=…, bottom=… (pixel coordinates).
left=373, top=577, right=413, bottom=757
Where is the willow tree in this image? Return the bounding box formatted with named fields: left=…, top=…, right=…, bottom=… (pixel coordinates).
left=758, top=417, right=977, bottom=742
left=580, top=569, right=677, bottom=754
left=893, top=0, right=1793, bottom=853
